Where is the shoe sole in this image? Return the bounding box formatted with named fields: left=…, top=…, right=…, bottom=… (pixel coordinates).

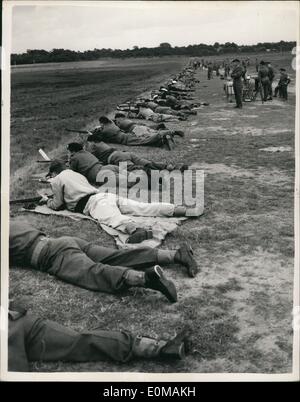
left=179, top=243, right=199, bottom=277
left=154, top=265, right=177, bottom=302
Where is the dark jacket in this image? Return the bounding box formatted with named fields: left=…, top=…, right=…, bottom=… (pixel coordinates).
left=231, top=65, right=243, bottom=82
left=92, top=123, right=128, bottom=145
left=69, top=150, right=102, bottom=180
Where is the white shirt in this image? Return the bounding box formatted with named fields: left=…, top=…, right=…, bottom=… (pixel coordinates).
left=47, top=169, right=97, bottom=211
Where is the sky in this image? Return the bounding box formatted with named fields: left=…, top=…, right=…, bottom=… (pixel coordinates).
left=9, top=1, right=299, bottom=53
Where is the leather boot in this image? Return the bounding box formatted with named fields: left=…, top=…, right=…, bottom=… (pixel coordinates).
left=172, top=130, right=185, bottom=138
left=127, top=228, right=153, bottom=244
left=162, top=135, right=173, bottom=150
left=144, top=265, right=177, bottom=303
left=132, top=329, right=188, bottom=360
left=175, top=243, right=199, bottom=277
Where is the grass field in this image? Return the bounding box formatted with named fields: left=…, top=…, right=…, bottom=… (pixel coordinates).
left=9, top=52, right=296, bottom=373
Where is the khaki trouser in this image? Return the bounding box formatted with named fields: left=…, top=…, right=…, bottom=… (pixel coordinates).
left=35, top=236, right=160, bottom=292
left=8, top=312, right=134, bottom=371
left=108, top=150, right=166, bottom=171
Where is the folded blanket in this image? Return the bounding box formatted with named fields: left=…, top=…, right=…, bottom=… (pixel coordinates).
left=22, top=205, right=186, bottom=249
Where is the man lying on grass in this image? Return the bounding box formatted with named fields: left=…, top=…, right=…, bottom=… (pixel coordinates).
left=82, top=139, right=188, bottom=174
left=42, top=159, right=203, bottom=244
left=10, top=219, right=198, bottom=305
left=67, top=142, right=126, bottom=186
left=90, top=116, right=181, bottom=150
left=140, top=99, right=197, bottom=116
left=9, top=302, right=190, bottom=372
left=113, top=112, right=184, bottom=139
left=133, top=104, right=187, bottom=122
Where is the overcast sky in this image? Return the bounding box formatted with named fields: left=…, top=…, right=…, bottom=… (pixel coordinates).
left=10, top=1, right=299, bottom=53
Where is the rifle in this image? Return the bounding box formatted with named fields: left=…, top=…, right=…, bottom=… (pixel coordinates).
left=10, top=193, right=53, bottom=205
left=10, top=196, right=43, bottom=205
left=65, top=128, right=92, bottom=134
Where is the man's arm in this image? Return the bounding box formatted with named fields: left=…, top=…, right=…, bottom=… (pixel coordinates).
left=231, top=66, right=243, bottom=79
left=47, top=179, right=65, bottom=210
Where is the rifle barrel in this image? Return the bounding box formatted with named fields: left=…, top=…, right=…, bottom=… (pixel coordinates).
left=65, top=129, right=90, bottom=134
left=10, top=196, right=42, bottom=205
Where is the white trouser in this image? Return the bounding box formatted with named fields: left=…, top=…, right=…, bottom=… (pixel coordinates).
left=84, top=193, right=175, bottom=233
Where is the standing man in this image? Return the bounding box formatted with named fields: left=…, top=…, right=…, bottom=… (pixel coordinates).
left=207, top=62, right=213, bottom=80
left=274, top=68, right=291, bottom=100
left=258, top=61, right=270, bottom=102
left=266, top=61, right=275, bottom=100
left=224, top=60, right=230, bottom=78
left=230, top=59, right=243, bottom=109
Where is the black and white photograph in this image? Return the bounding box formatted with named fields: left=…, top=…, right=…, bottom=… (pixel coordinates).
left=1, top=0, right=299, bottom=382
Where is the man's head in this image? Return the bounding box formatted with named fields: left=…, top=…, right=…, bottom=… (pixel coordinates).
left=99, top=116, right=111, bottom=125
left=231, top=59, right=240, bottom=67
left=46, top=159, right=66, bottom=178
left=260, top=61, right=265, bottom=65
left=114, top=112, right=126, bottom=119
left=67, top=142, right=83, bottom=154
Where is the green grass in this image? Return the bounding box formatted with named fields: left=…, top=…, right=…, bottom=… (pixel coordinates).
left=9, top=53, right=295, bottom=373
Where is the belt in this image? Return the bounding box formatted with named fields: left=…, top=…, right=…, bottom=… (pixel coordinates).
left=74, top=193, right=96, bottom=214
left=30, top=236, right=49, bottom=268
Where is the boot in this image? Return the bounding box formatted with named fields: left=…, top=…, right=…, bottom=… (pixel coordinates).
left=127, top=228, right=153, bottom=244
left=175, top=243, right=199, bottom=277
left=179, top=164, right=189, bottom=172
left=156, top=122, right=167, bottom=130
left=163, top=134, right=175, bottom=150
left=172, top=130, right=185, bottom=138
left=132, top=329, right=188, bottom=360
left=160, top=327, right=190, bottom=359
left=145, top=265, right=177, bottom=303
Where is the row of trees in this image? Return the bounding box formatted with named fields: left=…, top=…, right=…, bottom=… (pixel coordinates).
left=11, top=41, right=296, bottom=65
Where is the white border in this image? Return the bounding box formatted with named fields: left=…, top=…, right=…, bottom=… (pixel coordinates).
left=1, top=0, right=300, bottom=382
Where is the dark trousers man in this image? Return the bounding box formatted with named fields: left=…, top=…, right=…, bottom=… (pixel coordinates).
left=8, top=308, right=188, bottom=371
left=275, top=84, right=288, bottom=100
left=233, top=80, right=243, bottom=108
left=8, top=310, right=134, bottom=371
left=261, top=77, right=270, bottom=101
left=268, top=79, right=273, bottom=98
left=28, top=236, right=176, bottom=294
left=108, top=150, right=167, bottom=171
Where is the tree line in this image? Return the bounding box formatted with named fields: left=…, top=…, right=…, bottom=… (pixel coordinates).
left=11, top=41, right=296, bottom=65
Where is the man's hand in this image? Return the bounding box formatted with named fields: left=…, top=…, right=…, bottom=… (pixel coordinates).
left=39, top=195, right=49, bottom=205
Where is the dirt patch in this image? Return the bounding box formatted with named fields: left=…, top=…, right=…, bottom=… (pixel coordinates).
left=260, top=146, right=293, bottom=152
